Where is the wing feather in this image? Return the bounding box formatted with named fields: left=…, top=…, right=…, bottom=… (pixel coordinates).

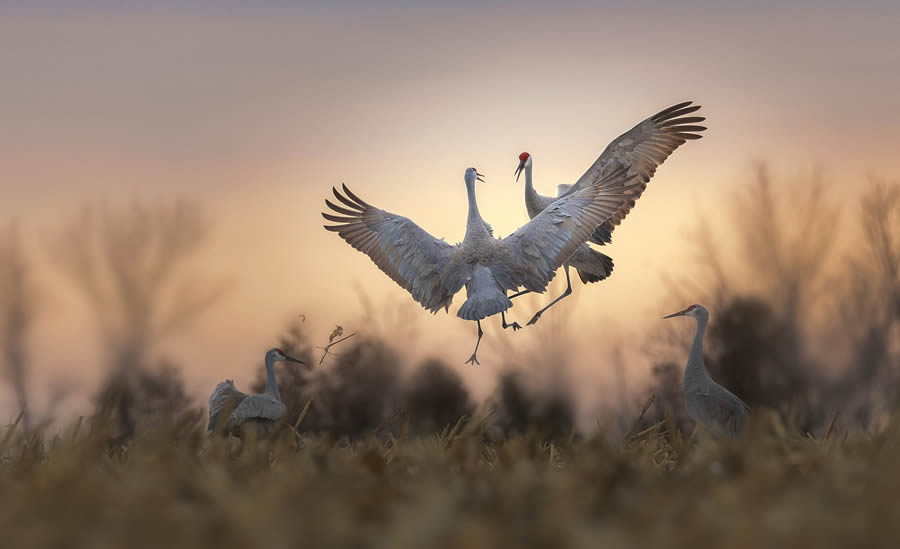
left=564, top=101, right=707, bottom=245
left=496, top=166, right=642, bottom=292
left=693, top=387, right=750, bottom=438
left=227, top=394, right=287, bottom=429
left=323, top=184, right=467, bottom=313
left=207, top=380, right=249, bottom=432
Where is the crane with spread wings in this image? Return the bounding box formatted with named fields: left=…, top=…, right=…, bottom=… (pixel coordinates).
left=323, top=165, right=641, bottom=364
left=512, top=101, right=707, bottom=325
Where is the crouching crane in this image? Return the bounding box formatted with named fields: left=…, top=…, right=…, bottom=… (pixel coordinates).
left=664, top=304, right=749, bottom=438
left=207, top=348, right=303, bottom=436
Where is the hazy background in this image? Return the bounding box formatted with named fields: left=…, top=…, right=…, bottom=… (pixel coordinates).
left=2, top=1, right=898, bottom=430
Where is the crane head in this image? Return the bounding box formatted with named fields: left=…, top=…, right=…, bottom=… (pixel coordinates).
left=465, top=167, right=485, bottom=184
left=269, top=347, right=305, bottom=364
left=515, top=152, right=531, bottom=182
left=663, top=304, right=707, bottom=319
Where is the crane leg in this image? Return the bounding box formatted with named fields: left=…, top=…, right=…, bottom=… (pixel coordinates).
left=501, top=311, right=522, bottom=331
left=464, top=320, right=483, bottom=365
left=526, top=264, right=573, bottom=326
left=508, top=289, right=531, bottom=300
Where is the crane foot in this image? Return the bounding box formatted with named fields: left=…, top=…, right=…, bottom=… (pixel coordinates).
left=526, top=312, right=543, bottom=326
left=464, top=353, right=481, bottom=366
left=503, top=321, right=522, bottom=331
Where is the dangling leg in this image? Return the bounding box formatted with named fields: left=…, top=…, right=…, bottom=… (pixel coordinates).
left=464, top=320, right=484, bottom=365
left=501, top=311, right=522, bottom=331
left=527, top=263, right=573, bottom=326
left=508, top=289, right=531, bottom=300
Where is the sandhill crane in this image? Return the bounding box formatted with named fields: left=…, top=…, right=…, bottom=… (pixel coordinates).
left=512, top=101, right=706, bottom=325
left=323, top=166, right=641, bottom=365
left=207, top=348, right=303, bottom=436
left=664, top=304, right=749, bottom=438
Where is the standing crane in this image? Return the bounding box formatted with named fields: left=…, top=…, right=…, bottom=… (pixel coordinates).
left=207, top=348, right=303, bottom=436
left=664, top=304, right=749, bottom=438
left=323, top=166, right=641, bottom=365
left=513, top=101, right=706, bottom=325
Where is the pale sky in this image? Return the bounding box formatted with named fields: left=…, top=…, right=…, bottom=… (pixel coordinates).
left=2, top=2, right=899, bottom=419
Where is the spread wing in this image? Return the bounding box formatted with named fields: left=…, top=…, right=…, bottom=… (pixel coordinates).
left=565, top=101, right=706, bottom=245
left=207, top=380, right=248, bottom=432
left=227, top=394, right=287, bottom=429
left=323, top=184, right=468, bottom=314
left=494, top=166, right=642, bottom=293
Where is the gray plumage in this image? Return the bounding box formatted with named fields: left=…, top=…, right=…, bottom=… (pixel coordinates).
left=207, top=348, right=302, bottom=435
left=664, top=304, right=750, bottom=438
left=512, top=101, right=707, bottom=325
left=323, top=166, right=641, bottom=364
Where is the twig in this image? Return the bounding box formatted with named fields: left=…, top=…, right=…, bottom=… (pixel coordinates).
left=319, top=332, right=357, bottom=364
left=288, top=399, right=313, bottom=446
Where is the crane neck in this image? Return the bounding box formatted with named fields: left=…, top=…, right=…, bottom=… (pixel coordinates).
left=684, top=315, right=711, bottom=387
left=464, top=178, right=488, bottom=240
left=264, top=354, right=281, bottom=400
left=522, top=163, right=542, bottom=218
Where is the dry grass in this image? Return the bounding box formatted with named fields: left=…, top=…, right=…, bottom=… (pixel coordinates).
left=2, top=408, right=900, bottom=549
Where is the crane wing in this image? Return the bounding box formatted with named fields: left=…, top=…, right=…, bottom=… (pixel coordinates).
left=323, top=184, right=468, bottom=314
left=564, top=101, right=706, bottom=245
left=495, top=166, right=642, bottom=293
left=694, top=387, right=749, bottom=438
left=207, top=379, right=248, bottom=432
left=227, top=394, right=287, bottom=429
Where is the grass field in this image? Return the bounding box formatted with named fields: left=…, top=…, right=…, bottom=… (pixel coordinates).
left=3, top=407, right=900, bottom=549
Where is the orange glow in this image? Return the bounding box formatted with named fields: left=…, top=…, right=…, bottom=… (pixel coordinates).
left=1, top=4, right=898, bottom=419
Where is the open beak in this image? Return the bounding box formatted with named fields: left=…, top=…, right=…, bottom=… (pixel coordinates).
left=515, top=159, right=525, bottom=182
left=476, top=171, right=485, bottom=182
left=663, top=307, right=691, bottom=319
left=285, top=354, right=305, bottom=364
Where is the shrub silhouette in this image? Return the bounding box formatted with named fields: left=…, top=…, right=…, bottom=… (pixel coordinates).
left=403, top=358, right=474, bottom=435
left=490, top=370, right=575, bottom=440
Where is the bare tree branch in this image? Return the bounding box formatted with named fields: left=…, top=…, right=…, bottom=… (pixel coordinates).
left=47, top=199, right=226, bottom=438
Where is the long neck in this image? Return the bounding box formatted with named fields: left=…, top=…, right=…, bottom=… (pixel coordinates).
left=684, top=315, right=710, bottom=387
left=264, top=355, right=280, bottom=399
left=523, top=163, right=542, bottom=218
left=464, top=178, right=487, bottom=240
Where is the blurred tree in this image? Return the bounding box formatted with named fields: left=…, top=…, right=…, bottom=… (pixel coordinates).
left=490, top=370, right=575, bottom=440
left=314, top=338, right=401, bottom=438
left=731, top=165, right=838, bottom=327
left=403, top=358, right=474, bottom=435
left=0, top=222, right=34, bottom=429
left=95, top=358, right=194, bottom=429
left=707, top=296, right=821, bottom=430
left=48, top=200, right=227, bottom=438
left=832, top=180, right=900, bottom=423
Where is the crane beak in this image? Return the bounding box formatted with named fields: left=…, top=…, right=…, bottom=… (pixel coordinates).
left=663, top=308, right=690, bottom=319
left=515, top=160, right=525, bottom=182
left=476, top=172, right=485, bottom=182
left=285, top=355, right=305, bottom=364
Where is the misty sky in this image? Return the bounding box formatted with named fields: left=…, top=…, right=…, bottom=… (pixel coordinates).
left=2, top=1, right=899, bottom=416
